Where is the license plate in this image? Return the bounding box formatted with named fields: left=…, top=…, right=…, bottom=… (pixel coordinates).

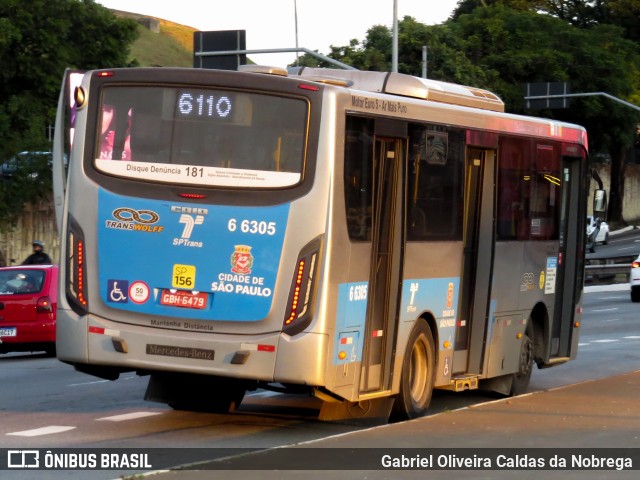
left=0, top=327, right=16, bottom=337
left=160, top=290, right=207, bottom=309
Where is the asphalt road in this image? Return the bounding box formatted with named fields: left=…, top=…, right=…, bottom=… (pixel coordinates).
left=1, top=285, right=638, bottom=479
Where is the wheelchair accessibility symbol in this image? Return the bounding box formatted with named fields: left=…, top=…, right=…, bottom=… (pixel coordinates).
left=107, top=279, right=129, bottom=303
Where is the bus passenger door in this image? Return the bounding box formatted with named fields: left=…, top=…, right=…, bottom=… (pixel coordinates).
left=551, top=155, right=584, bottom=358
left=359, top=138, right=405, bottom=394
left=52, top=69, right=84, bottom=232
left=454, top=148, right=496, bottom=374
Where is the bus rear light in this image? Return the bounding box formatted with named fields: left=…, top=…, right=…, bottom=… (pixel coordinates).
left=96, top=71, right=115, bottom=77
left=285, top=259, right=306, bottom=326
left=178, top=193, right=207, bottom=199
left=632, top=261, right=640, bottom=269
left=298, top=84, right=320, bottom=91
left=66, top=216, right=89, bottom=315
left=283, top=239, right=321, bottom=336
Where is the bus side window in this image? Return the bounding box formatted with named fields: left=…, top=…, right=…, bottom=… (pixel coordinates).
left=497, top=138, right=530, bottom=241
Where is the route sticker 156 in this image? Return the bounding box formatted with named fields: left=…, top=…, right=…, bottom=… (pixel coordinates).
left=172, top=264, right=196, bottom=289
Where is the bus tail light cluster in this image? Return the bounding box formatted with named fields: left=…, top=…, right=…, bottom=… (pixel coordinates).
left=66, top=216, right=88, bottom=315
left=632, top=260, right=640, bottom=269
left=283, top=239, right=321, bottom=336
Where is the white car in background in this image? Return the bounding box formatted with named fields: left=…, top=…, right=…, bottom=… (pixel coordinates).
left=586, top=215, right=609, bottom=252
left=631, top=255, right=640, bottom=303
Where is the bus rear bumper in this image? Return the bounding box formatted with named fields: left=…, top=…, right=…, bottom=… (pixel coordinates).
left=57, top=310, right=282, bottom=381
left=274, top=331, right=328, bottom=386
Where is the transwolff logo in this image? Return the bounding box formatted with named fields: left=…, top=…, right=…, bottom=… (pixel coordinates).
left=105, top=207, right=164, bottom=233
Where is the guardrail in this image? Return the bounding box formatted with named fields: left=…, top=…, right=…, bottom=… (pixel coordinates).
left=585, top=254, right=635, bottom=280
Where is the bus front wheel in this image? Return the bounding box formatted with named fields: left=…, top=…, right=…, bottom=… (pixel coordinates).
left=391, top=320, right=435, bottom=421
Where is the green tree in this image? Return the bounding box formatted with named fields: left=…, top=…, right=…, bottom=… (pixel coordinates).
left=309, top=3, right=640, bottom=223
left=0, top=0, right=138, bottom=228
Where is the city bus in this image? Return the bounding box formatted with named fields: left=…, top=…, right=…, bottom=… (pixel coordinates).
left=52, top=66, right=590, bottom=421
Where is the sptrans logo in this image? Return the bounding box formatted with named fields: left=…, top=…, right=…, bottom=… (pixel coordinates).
left=105, top=207, right=163, bottom=233
left=171, top=206, right=206, bottom=248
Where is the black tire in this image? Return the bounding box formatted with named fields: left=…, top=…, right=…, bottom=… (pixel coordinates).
left=169, top=387, right=245, bottom=413
left=391, top=320, right=436, bottom=421
left=510, top=330, right=534, bottom=396
left=603, top=232, right=609, bottom=245
left=631, top=287, right=640, bottom=303
left=148, top=373, right=246, bottom=413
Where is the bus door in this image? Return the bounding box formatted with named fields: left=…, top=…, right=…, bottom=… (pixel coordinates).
left=453, top=148, right=496, bottom=374
left=550, top=154, right=584, bottom=358
left=359, top=137, right=406, bottom=394
left=52, top=69, right=85, bottom=232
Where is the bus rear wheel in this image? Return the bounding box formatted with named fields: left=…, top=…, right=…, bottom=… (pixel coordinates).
left=509, top=329, right=534, bottom=396
left=146, top=373, right=247, bottom=413
left=169, top=388, right=245, bottom=414
left=391, top=320, right=435, bottom=421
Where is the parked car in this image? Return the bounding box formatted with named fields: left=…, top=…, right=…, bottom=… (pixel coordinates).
left=0, top=265, right=58, bottom=355
left=0, top=151, right=52, bottom=180
left=631, top=255, right=640, bottom=303
left=586, top=215, right=609, bottom=253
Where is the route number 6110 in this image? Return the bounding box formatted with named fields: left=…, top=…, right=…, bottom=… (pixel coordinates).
left=228, top=219, right=276, bottom=235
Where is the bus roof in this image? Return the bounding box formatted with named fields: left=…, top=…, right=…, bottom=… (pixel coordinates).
left=288, top=67, right=505, bottom=113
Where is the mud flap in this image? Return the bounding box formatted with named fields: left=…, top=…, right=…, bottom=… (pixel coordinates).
left=318, top=397, right=394, bottom=424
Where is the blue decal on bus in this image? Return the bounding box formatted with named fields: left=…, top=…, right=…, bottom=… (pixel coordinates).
left=333, top=278, right=461, bottom=366
left=98, top=188, right=289, bottom=321
left=399, top=277, right=461, bottom=338
left=334, top=282, right=368, bottom=365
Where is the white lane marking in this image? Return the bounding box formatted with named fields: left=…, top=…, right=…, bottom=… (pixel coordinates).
left=96, top=412, right=162, bottom=422
left=247, top=390, right=282, bottom=398
left=67, top=380, right=110, bottom=387
left=578, top=343, right=590, bottom=346
left=7, top=426, right=76, bottom=437
left=591, top=308, right=619, bottom=313
left=584, top=283, right=629, bottom=293
left=598, top=296, right=627, bottom=300
left=591, top=339, right=620, bottom=343
left=624, top=336, right=640, bottom=339
left=617, top=246, right=637, bottom=250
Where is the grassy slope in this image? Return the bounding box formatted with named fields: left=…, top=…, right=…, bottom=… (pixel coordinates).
left=112, top=11, right=195, bottom=67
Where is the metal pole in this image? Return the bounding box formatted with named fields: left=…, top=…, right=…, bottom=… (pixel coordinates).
left=392, top=0, right=398, bottom=73
left=422, top=45, right=427, bottom=78
left=523, top=92, right=640, bottom=112
left=196, top=48, right=357, bottom=70
left=294, top=0, right=299, bottom=66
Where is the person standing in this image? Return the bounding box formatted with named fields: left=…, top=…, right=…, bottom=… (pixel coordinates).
left=22, top=240, right=52, bottom=265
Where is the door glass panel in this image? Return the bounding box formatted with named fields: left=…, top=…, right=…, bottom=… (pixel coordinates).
left=344, top=117, right=375, bottom=241
left=407, top=124, right=465, bottom=241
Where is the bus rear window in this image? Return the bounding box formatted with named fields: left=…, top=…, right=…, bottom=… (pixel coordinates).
left=94, top=86, right=308, bottom=188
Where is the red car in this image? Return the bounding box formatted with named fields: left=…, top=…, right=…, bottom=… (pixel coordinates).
left=0, top=265, right=58, bottom=355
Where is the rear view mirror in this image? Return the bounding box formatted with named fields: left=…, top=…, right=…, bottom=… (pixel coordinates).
left=593, top=189, right=607, bottom=219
